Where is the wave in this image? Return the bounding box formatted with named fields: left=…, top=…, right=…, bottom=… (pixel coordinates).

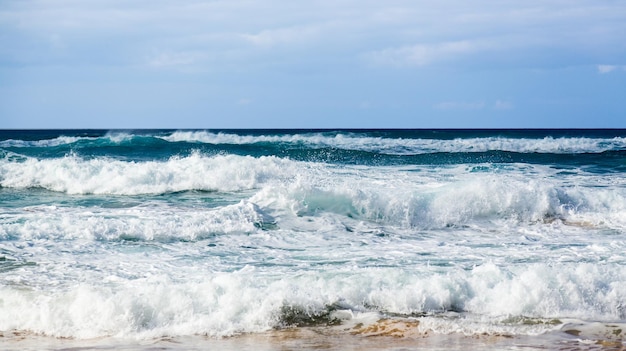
left=0, top=132, right=158, bottom=149
left=3, top=130, right=626, bottom=155
left=161, top=131, right=626, bottom=155
left=249, top=168, right=626, bottom=230
left=0, top=200, right=274, bottom=241
left=2, top=153, right=626, bottom=230
left=0, top=263, right=623, bottom=339
left=0, top=136, right=89, bottom=148
left=0, top=153, right=303, bottom=195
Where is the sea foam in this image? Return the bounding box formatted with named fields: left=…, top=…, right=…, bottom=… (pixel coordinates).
left=0, top=200, right=270, bottom=241
left=0, top=263, right=623, bottom=339
left=0, top=153, right=301, bottom=195
left=2, top=130, right=626, bottom=343
left=2, top=153, right=626, bottom=231
left=161, top=131, right=626, bottom=154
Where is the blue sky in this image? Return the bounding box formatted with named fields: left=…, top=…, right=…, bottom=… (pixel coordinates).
left=1, top=0, right=625, bottom=128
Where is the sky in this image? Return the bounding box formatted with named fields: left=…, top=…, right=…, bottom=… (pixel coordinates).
left=1, top=0, right=625, bottom=129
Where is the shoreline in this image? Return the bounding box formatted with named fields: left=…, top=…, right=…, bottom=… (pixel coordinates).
left=2, top=318, right=624, bottom=351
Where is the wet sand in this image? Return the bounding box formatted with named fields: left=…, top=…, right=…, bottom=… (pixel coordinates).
left=2, top=318, right=624, bottom=351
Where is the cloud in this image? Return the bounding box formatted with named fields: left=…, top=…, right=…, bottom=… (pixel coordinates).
left=434, top=101, right=486, bottom=111
left=361, top=2, right=626, bottom=69
left=2, top=1, right=626, bottom=72
left=434, top=100, right=513, bottom=111
left=597, top=64, right=626, bottom=74
left=241, top=25, right=324, bottom=47
left=364, top=40, right=487, bottom=67
left=598, top=65, right=617, bottom=74
left=493, top=100, right=513, bottom=110
left=148, top=51, right=205, bottom=68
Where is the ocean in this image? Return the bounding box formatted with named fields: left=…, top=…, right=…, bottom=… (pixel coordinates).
left=0, top=129, right=625, bottom=350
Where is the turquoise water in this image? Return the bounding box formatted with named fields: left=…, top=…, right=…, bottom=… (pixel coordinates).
left=0, top=129, right=625, bottom=344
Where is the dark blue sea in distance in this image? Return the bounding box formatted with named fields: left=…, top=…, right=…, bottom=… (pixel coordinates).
left=1, top=129, right=625, bottom=349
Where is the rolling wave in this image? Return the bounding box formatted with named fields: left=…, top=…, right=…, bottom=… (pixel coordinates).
left=2, top=130, right=626, bottom=155
left=162, top=130, right=626, bottom=154
left=0, top=153, right=302, bottom=194
left=0, top=263, right=623, bottom=338
left=2, top=152, right=625, bottom=230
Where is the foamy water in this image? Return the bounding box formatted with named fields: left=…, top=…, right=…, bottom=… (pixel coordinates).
left=0, top=129, right=625, bottom=349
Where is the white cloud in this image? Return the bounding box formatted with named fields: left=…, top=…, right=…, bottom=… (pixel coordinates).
left=597, top=64, right=626, bottom=74
left=241, top=25, right=323, bottom=47
left=433, top=100, right=513, bottom=111
left=360, top=2, right=626, bottom=69
left=434, top=101, right=486, bottom=110
left=597, top=65, right=617, bottom=74
left=148, top=51, right=204, bottom=68
left=3, top=0, right=626, bottom=71
left=493, top=100, right=513, bottom=110
left=364, top=40, right=484, bottom=67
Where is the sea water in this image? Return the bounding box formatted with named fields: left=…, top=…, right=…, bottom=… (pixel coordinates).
left=0, top=129, right=625, bottom=349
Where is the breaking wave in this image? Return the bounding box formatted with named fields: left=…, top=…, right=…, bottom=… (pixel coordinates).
left=162, top=131, right=626, bottom=155
left=0, top=263, right=623, bottom=339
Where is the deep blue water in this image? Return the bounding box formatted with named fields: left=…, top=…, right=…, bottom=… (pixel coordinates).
left=2, top=129, right=626, bottom=167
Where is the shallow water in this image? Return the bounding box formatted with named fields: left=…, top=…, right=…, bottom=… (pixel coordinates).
left=2, top=318, right=625, bottom=351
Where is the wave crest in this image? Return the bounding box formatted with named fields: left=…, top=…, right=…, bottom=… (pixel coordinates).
left=0, top=264, right=623, bottom=339
left=161, top=131, right=626, bottom=155
left=0, top=153, right=300, bottom=195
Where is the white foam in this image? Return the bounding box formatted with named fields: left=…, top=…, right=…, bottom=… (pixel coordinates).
left=3, top=131, right=625, bottom=154
left=0, top=200, right=270, bottom=241
left=0, top=133, right=144, bottom=148
left=248, top=165, right=626, bottom=231
left=102, top=131, right=135, bottom=144
left=161, top=131, right=626, bottom=154
left=0, top=136, right=86, bottom=148
left=0, top=263, right=623, bottom=339
left=0, top=153, right=302, bottom=195
left=2, top=152, right=626, bottom=340
left=0, top=272, right=280, bottom=339
left=2, top=155, right=626, bottom=231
